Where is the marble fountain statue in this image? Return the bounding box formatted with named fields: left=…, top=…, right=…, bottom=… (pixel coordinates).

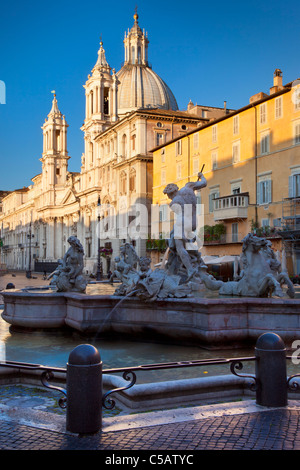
left=1, top=172, right=299, bottom=348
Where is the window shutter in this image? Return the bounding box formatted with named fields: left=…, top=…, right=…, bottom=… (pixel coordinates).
left=289, top=175, right=294, bottom=198
left=209, top=193, right=213, bottom=213
left=257, top=182, right=261, bottom=205
left=267, top=179, right=272, bottom=203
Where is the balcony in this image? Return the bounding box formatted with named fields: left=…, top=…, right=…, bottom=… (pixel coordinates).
left=214, top=193, right=249, bottom=221
left=204, top=232, right=244, bottom=245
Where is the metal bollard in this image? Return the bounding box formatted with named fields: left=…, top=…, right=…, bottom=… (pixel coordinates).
left=66, top=344, right=102, bottom=434
left=255, top=332, right=287, bottom=407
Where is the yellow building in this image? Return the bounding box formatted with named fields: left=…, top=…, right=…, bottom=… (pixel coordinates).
left=152, top=70, right=300, bottom=276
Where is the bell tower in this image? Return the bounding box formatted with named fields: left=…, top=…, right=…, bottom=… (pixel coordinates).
left=81, top=39, right=119, bottom=169
left=41, top=92, right=69, bottom=195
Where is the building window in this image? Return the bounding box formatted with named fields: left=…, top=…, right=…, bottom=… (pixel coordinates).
left=129, top=168, right=136, bottom=192
left=122, top=134, right=127, bottom=158
left=104, top=87, right=109, bottom=114
left=211, top=151, right=218, bottom=170
left=159, top=204, right=168, bottom=222
left=55, top=130, right=61, bottom=151
left=161, top=169, right=166, bottom=185
left=196, top=190, right=202, bottom=215
left=293, top=83, right=300, bottom=110
left=260, top=103, right=267, bottom=124
left=193, top=133, right=199, bottom=149
left=231, top=182, right=241, bottom=194
left=289, top=171, right=300, bottom=198
left=89, top=141, right=94, bottom=163
left=273, top=218, right=281, bottom=227
left=161, top=148, right=165, bottom=163
left=294, top=122, right=300, bottom=145
left=209, top=189, right=219, bottom=213
left=232, top=223, right=238, bottom=242
left=177, top=163, right=182, bottom=180
left=132, top=134, right=136, bottom=151
left=232, top=142, right=240, bottom=164
left=261, top=218, right=270, bottom=228
left=157, top=122, right=162, bottom=128
left=90, top=91, right=94, bottom=115
left=120, top=171, right=127, bottom=194
left=275, top=97, right=282, bottom=119
left=176, top=140, right=182, bottom=156
left=260, top=132, right=270, bottom=154
left=156, top=133, right=164, bottom=147
left=212, top=125, right=217, bottom=143
left=257, top=176, right=272, bottom=205
left=233, top=115, right=239, bottom=135
left=193, top=158, right=199, bottom=175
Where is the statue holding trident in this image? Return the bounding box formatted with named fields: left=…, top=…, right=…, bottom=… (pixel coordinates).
left=163, top=167, right=207, bottom=282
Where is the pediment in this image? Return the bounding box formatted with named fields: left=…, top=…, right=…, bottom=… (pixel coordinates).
left=60, top=189, right=77, bottom=205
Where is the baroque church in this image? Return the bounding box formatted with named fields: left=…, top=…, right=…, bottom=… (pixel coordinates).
left=0, top=11, right=214, bottom=274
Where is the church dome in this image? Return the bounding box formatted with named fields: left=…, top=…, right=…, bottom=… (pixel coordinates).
left=117, top=64, right=178, bottom=114
left=116, top=12, right=178, bottom=115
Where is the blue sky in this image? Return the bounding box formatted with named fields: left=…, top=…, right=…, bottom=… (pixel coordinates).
left=0, top=0, right=299, bottom=191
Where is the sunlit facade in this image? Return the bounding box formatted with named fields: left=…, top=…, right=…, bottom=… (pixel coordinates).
left=152, top=70, right=300, bottom=275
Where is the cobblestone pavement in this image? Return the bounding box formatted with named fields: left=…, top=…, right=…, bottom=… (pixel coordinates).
left=1, top=406, right=300, bottom=451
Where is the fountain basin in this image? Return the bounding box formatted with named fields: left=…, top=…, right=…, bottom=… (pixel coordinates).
left=2, top=290, right=300, bottom=348
left=2, top=291, right=66, bottom=329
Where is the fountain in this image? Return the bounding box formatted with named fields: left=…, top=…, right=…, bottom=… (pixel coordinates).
left=1, top=173, right=299, bottom=349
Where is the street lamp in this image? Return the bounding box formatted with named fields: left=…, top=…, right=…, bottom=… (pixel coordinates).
left=96, top=196, right=102, bottom=281
left=26, top=222, right=34, bottom=279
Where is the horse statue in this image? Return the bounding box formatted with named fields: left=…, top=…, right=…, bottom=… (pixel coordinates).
left=219, top=233, right=286, bottom=298
left=261, top=240, right=295, bottom=298
left=112, top=243, right=193, bottom=300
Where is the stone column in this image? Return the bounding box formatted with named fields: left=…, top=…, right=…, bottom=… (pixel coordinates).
left=55, top=217, right=63, bottom=259
left=99, top=81, right=104, bottom=118
left=46, top=218, right=55, bottom=260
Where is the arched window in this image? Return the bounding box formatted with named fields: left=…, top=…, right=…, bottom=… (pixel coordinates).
left=90, top=91, right=94, bottom=115
left=56, top=130, right=61, bottom=151
left=104, top=88, right=109, bottom=114
left=129, top=168, right=136, bottom=192
left=132, top=46, right=135, bottom=64
left=132, top=134, right=136, bottom=151
left=120, top=170, right=127, bottom=194
left=122, top=134, right=127, bottom=158
left=89, top=141, right=94, bottom=164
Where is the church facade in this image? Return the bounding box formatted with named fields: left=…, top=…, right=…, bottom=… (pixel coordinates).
left=0, top=12, right=210, bottom=274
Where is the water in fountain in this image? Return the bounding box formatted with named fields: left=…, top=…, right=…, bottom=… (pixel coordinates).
left=1, top=273, right=298, bottom=384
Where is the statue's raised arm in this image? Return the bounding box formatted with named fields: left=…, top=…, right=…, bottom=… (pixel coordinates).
left=185, top=172, right=207, bottom=192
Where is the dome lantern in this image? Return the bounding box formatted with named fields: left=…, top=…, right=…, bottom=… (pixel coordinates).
left=117, top=11, right=178, bottom=115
